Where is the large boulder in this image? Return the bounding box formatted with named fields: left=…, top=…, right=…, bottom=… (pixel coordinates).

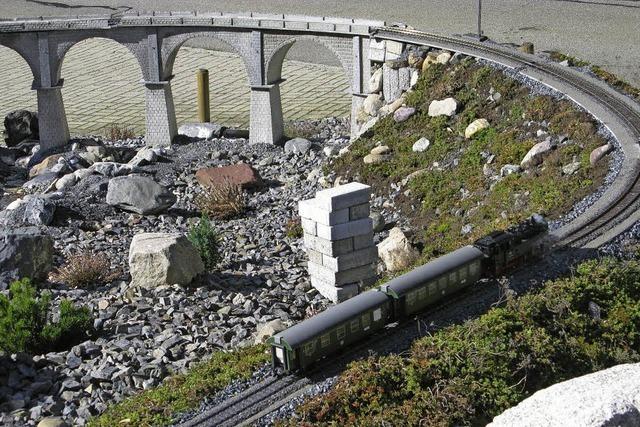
left=284, top=138, right=313, bottom=155
left=363, top=93, right=384, bottom=116
left=22, top=196, right=55, bottom=226
left=377, top=227, right=419, bottom=272
left=128, top=233, right=205, bottom=288
left=4, top=110, right=38, bottom=147
left=428, top=98, right=458, bottom=117
left=29, top=154, right=63, bottom=178
left=195, top=163, right=262, bottom=190
left=106, top=176, right=176, bottom=215
left=488, top=363, right=640, bottom=427
left=521, top=139, right=555, bottom=169
left=177, top=123, right=225, bottom=140
left=369, top=68, right=383, bottom=93
left=0, top=227, right=53, bottom=281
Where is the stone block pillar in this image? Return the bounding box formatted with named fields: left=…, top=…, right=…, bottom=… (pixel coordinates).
left=144, top=80, right=177, bottom=146
left=299, top=182, right=378, bottom=303
left=36, top=84, right=70, bottom=150
left=249, top=83, right=284, bottom=145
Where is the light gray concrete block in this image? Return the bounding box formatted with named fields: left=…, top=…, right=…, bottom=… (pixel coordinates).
left=316, top=217, right=373, bottom=240
left=304, top=233, right=353, bottom=257
left=383, top=64, right=402, bottom=104
left=353, top=231, right=375, bottom=250
left=315, top=182, right=371, bottom=211
left=307, top=248, right=323, bottom=265
left=310, top=277, right=359, bottom=303
left=301, top=217, right=317, bottom=236
left=349, top=203, right=370, bottom=221
left=322, top=246, right=378, bottom=272
left=299, top=198, right=350, bottom=226
left=369, top=39, right=386, bottom=62
left=386, top=40, right=404, bottom=56
left=399, top=67, right=412, bottom=91
left=308, top=261, right=376, bottom=286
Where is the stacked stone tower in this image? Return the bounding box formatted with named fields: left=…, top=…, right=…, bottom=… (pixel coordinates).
left=299, top=182, right=378, bottom=303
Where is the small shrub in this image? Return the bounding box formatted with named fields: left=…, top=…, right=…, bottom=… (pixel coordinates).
left=196, top=180, right=246, bottom=220
left=104, top=123, right=136, bottom=141
left=285, top=218, right=303, bottom=239
left=49, top=252, right=120, bottom=287
left=187, top=216, right=222, bottom=271
left=0, top=279, right=93, bottom=354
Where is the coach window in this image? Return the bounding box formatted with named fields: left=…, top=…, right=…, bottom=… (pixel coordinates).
left=350, top=319, right=359, bottom=333
left=448, top=271, right=457, bottom=283
left=320, top=333, right=331, bottom=348
left=428, top=282, right=437, bottom=296
left=418, top=287, right=427, bottom=300
left=407, top=290, right=417, bottom=306
left=470, top=260, right=480, bottom=275
left=336, top=325, right=346, bottom=341
left=362, top=313, right=371, bottom=330
left=303, top=340, right=316, bottom=356
left=438, top=276, right=447, bottom=290
left=459, top=266, right=468, bottom=282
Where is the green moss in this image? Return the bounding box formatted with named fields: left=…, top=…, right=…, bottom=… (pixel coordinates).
left=292, top=258, right=640, bottom=426
left=89, top=345, right=269, bottom=427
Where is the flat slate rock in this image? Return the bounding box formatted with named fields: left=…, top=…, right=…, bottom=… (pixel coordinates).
left=195, top=163, right=263, bottom=189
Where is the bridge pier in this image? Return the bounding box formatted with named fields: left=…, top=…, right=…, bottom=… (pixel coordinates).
left=35, top=83, right=70, bottom=150
left=249, top=83, right=284, bottom=145
left=143, top=80, right=177, bottom=146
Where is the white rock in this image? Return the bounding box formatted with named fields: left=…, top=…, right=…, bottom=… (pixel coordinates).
left=6, top=198, right=25, bottom=210
left=128, top=233, right=204, bottom=288
left=488, top=363, right=640, bottom=427
left=521, top=140, right=554, bottom=169
left=177, top=123, right=224, bottom=140
left=501, top=164, right=522, bottom=177
left=354, top=117, right=379, bottom=141
left=590, top=143, right=613, bottom=166
left=363, top=93, right=384, bottom=116
left=73, top=168, right=92, bottom=181
left=377, top=227, right=419, bottom=272
left=464, top=118, right=490, bottom=139
left=323, top=145, right=339, bottom=157
left=563, top=161, right=581, bottom=175
left=371, top=145, right=391, bottom=155
left=410, top=70, right=420, bottom=88
left=428, top=98, right=458, bottom=117
left=436, top=51, right=452, bottom=64
left=369, top=68, right=383, bottom=93
left=254, top=319, right=286, bottom=344
left=412, top=137, right=431, bottom=153
left=55, top=173, right=78, bottom=190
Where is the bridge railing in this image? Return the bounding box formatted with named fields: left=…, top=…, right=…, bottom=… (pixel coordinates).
left=0, top=11, right=386, bottom=36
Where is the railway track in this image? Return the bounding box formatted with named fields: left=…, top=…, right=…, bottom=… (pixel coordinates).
left=177, top=27, right=640, bottom=427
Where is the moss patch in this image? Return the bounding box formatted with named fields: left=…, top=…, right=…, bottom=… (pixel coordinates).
left=332, top=60, right=608, bottom=261
left=88, top=345, right=269, bottom=427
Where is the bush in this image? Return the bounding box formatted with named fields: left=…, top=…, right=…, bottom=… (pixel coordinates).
left=291, top=258, right=640, bottom=426
left=195, top=180, right=246, bottom=220
left=104, top=123, right=136, bottom=141
left=187, top=216, right=222, bottom=271
left=49, top=252, right=120, bottom=287
left=0, top=279, right=93, bottom=354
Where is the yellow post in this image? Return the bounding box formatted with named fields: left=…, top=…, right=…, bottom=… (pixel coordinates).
left=196, top=68, right=210, bottom=123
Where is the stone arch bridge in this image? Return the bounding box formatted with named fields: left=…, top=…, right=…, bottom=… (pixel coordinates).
left=0, top=11, right=386, bottom=148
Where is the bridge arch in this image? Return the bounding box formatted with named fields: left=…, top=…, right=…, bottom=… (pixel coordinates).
left=58, top=36, right=146, bottom=136
left=265, top=35, right=354, bottom=88
left=161, top=30, right=257, bottom=84
left=0, top=43, right=38, bottom=124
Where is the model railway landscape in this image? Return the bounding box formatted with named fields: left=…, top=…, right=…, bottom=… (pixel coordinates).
left=178, top=25, right=640, bottom=427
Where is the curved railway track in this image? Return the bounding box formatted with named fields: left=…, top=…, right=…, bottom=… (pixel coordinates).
left=177, top=27, right=640, bottom=427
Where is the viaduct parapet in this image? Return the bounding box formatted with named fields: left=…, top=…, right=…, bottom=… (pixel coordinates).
left=0, top=11, right=388, bottom=148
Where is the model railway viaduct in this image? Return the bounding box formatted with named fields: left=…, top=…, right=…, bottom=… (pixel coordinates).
left=0, top=11, right=390, bottom=148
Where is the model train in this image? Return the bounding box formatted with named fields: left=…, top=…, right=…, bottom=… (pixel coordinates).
left=269, top=215, right=549, bottom=373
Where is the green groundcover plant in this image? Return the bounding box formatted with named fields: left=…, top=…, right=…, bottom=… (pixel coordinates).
left=0, top=278, right=93, bottom=354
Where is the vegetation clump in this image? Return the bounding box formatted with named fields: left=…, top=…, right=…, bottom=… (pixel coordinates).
left=89, top=345, right=269, bottom=427
left=285, top=217, right=304, bottom=239
left=49, top=251, right=120, bottom=287
left=290, top=258, right=640, bottom=426
left=104, top=122, right=136, bottom=141
left=195, top=180, right=246, bottom=220
left=0, top=279, right=93, bottom=354
left=187, top=216, right=222, bottom=271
